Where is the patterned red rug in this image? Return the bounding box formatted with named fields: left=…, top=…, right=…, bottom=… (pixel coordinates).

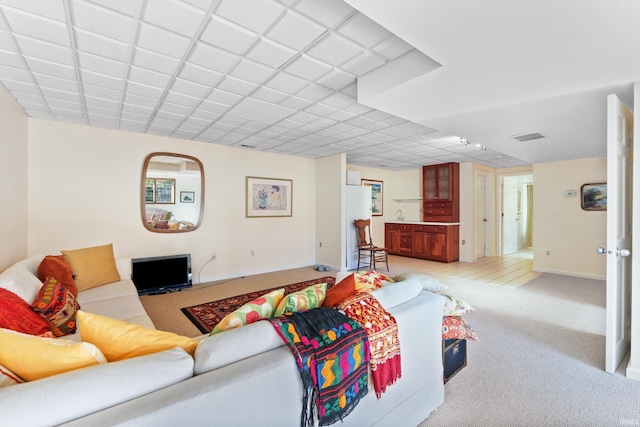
left=181, top=276, right=335, bottom=334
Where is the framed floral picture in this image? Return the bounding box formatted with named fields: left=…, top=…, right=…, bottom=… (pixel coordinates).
left=246, top=176, right=293, bottom=217
left=361, top=179, right=383, bottom=216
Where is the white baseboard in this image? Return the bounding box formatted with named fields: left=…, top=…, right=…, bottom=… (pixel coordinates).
left=626, top=365, right=640, bottom=382
left=532, top=267, right=605, bottom=281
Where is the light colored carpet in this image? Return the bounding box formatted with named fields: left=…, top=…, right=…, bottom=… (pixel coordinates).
left=420, top=272, right=640, bottom=427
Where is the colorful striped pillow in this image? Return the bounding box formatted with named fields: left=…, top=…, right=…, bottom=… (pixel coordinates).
left=210, top=289, right=285, bottom=335
left=273, top=283, right=327, bottom=317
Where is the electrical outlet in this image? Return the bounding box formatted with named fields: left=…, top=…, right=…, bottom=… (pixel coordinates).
left=251, top=250, right=255, bottom=257
left=319, top=242, right=322, bottom=248
left=546, top=250, right=551, bottom=257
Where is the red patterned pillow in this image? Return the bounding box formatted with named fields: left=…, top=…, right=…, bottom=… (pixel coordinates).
left=31, top=277, right=80, bottom=337
left=322, top=274, right=357, bottom=307
left=442, top=316, right=478, bottom=340
left=37, top=255, right=78, bottom=297
left=0, top=288, right=51, bottom=336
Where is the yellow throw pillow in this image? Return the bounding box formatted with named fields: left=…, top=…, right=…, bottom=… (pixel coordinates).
left=61, top=243, right=121, bottom=291
left=0, top=328, right=107, bottom=381
left=77, top=311, right=198, bottom=362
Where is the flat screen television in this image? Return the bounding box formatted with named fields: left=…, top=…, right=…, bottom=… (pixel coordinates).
left=131, top=254, right=192, bottom=296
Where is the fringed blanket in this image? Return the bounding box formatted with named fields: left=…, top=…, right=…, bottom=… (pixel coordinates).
left=338, top=293, right=402, bottom=398
left=270, top=307, right=370, bottom=427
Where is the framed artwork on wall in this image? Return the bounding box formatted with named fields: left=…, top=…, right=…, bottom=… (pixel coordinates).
left=581, top=183, right=607, bottom=211
left=180, top=191, right=195, bottom=203
left=362, top=179, right=383, bottom=216
left=246, top=176, right=293, bottom=217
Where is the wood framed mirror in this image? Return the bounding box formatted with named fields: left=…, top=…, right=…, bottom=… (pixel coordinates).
left=141, top=152, right=204, bottom=233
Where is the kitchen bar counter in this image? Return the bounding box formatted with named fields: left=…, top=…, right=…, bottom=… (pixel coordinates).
left=385, top=221, right=459, bottom=262
left=385, top=220, right=460, bottom=226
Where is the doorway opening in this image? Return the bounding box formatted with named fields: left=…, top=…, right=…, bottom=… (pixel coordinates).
left=500, top=174, right=534, bottom=256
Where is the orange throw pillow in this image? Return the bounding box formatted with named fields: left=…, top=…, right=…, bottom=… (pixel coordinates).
left=322, top=274, right=357, bottom=308
left=37, top=255, right=78, bottom=297
left=0, top=288, right=51, bottom=336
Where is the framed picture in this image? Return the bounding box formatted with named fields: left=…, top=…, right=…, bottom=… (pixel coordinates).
left=581, top=183, right=607, bottom=211
left=362, top=179, right=383, bottom=216
left=180, top=191, right=195, bottom=203
left=246, top=176, right=293, bottom=217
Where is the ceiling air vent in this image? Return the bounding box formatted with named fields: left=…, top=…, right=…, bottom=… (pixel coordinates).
left=510, top=132, right=547, bottom=142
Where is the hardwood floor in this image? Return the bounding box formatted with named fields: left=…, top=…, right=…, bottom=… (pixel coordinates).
left=385, top=248, right=538, bottom=289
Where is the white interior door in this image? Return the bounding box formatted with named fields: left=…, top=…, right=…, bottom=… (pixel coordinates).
left=346, top=185, right=372, bottom=270
left=604, top=93, right=633, bottom=373
left=502, top=177, right=518, bottom=255
left=476, top=174, right=487, bottom=258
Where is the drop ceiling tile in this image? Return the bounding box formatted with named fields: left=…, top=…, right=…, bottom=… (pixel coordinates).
left=13, top=34, right=73, bottom=66
left=0, top=49, right=24, bottom=69
left=188, top=42, right=238, bottom=73
left=184, top=115, right=212, bottom=127
left=17, top=100, right=48, bottom=112
left=171, top=77, right=210, bottom=99
left=265, top=72, right=308, bottom=94
left=217, top=0, right=285, bottom=34
left=78, top=51, right=128, bottom=79
left=124, top=92, right=157, bottom=108
left=88, top=0, right=144, bottom=18
left=41, top=87, right=80, bottom=102
left=24, top=109, right=54, bottom=119
left=227, top=97, right=294, bottom=125
left=155, top=109, right=186, bottom=121
left=2, top=6, right=69, bottom=47
left=217, top=75, right=258, bottom=97
left=317, top=67, right=355, bottom=91
left=0, top=30, right=18, bottom=52
left=307, top=33, right=362, bottom=66
left=295, top=0, right=354, bottom=28
left=198, top=99, right=230, bottom=113
left=200, top=15, right=259, bottom=55
left=182, top=0, right=216, bottom=11
left=341, top=50, right=386, bottom=77
left=86, top=104, right=118, bottom=118
left=309, top=116, right=338, bottom=128
left=0, top=0, right=66, bottom=22
left=120, top=110, right=150, bottom=122
left=10, top=90, right=45, bottom=104
left=150, top=117, right=179, bottom=129
left=372, top=36, right=413, bottom=61
left=75, top=29, right=131, bottom=62
left=245, top=37, right=297, bottom=68
left=0, top=64, right=33, bottom=83
left=172, top=130, right=200, bottom=139
left=46, top=97, right=82, bottom=111
left=144, top=0, right=207, bottom=38
left=33, top=73, right=77, bottom=92
left=230, top=59, right=275, bottom=85
left=284, top=54, right=332, bottom=81
left=133, top=47, right=181, bottom=75
left=251, top=86, right=288, bottom=104
left=295, top=83, right=333, bottom=102
left=165, top=90, right=201, bottom=107
left=72, top=0, right=138, bottom=43
left=119, top=119, right=147, bottom=131
left=85, top=95, right=119, bottom=110
left=157, top=100, right=192, bottom=116
left=216, top=115, right=247, bottom=127
left=319, top=92, right=354, bottom=109
left=54, top=114, right=85, bottom=124
left=128, top=65, right=171, bottom=89
left=267, top=10, right=326, bottom=51
left=180, top=62, right=222, bottom=87
left=137, top=22, right=191, bottom=59
left=126, top=81, right=164, bottom=99
left=2, top=79, right=39, bottom=94
left=278, top=95, right=313, bottom=110
left=337, top=13, right=391, bottom=48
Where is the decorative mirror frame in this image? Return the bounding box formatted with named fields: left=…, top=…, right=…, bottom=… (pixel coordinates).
left=141, top=152, right=205, bottom=233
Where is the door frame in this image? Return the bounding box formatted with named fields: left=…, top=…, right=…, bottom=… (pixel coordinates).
left=495, top=169, right=533, bottom=256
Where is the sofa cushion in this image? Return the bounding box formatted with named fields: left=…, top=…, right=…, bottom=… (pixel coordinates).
left=394, top=272, right=448, bottom=292
left=61, top=243, right=121, bottom=291
left=0, top=258, right=45, bottom=303
left=31, top=277, right=80, bottom=337
left=0, top=328, right=107, bottom=381
left=77, top=311, right=198, bottom=361
left=0, top=288, right=51, bottom=336
left=0, top=347, right=194, bottom=427
left=36, top=255, right=78, bottom=297
left=273, top=283, right=327, bottom=316
left=76, top=279, right=138, bottom=304
left=0, top=364, right=23, bottom=388
left=195, top=319, right=284, bottom=374
left=369, top=279, right=422, bottom=309
left=322, top=273, right=357, bottom=308
left=210, top=288, right=285, bottom=336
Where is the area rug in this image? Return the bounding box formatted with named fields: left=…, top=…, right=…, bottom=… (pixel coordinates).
left=181, top=277, right=335, bottom=334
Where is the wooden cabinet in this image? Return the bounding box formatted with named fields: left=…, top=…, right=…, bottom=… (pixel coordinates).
left=385, top=223, right=412, bottom=256
left=385, top=223, right=459, bottom=263
left=423, top=162, right=459, bottom=222
left=412, top=224, right=459, bottom=263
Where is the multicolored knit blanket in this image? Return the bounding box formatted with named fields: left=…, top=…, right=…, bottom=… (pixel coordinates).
left=338, top=293, right=402, bottom=398
left=269, top=307, right=370, bottom=427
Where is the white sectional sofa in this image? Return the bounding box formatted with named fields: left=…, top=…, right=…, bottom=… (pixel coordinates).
left=0, top=255, right=446, bottom=427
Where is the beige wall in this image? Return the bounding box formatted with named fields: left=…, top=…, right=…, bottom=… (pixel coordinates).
left=533, top=157, right=607, bottom=279
left=0, top=86, right=28, bottom=270
left=26, top=119, right=317, bottom=283
left=315, top=154, right=343, bottom=270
